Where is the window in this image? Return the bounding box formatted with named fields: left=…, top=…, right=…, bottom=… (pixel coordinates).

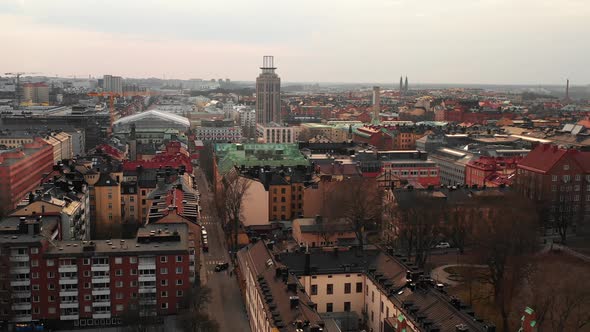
left=161, top=291, right=168, bottom=298
left=161, top=279, right=168, bottom=286
left=327, top=284, right=333, bottom=295
left=161, top=302, right=168, bottom=309
left=85, top=306, right=91, bottom=313
left=130, top=257, right=137, bottom=264
left=381, top=301, right=384, bottom=312
left=564, top=175, right=571, bottom=182
left=552, top=185, right=557, bottom=192
left=32, top=284, right=39, bottom=291
left=176, top=267, right=182, bottom=274
left=84, top=283, right=91, bottom=289
left=116, top=304, right=124, bottom=312
left=48, top=307, right=56, bottom=314
left=84, top=270, right=90, bottom=277
left=326, top=303, right=333, bottom=312
left=176, top=279, right=183, bottom=286
left=33, top=307, right=40, bottom=314
left=160, top=268, right=168, bottom=275
left=48, top=295, right=55, bottom=302
left=84, top=295, right=91, bottom=301
left=31, top=248, right=39, bottom=254
left=46, top=259, right=55, bottom=267
left=564, top=164, right=570, bottom=170
left=115, top=257, right=122, bottom=264
left=130, top=281, right=137, bottom=287
left=48, top=284, right=55, bottom=290
left=176, top=256, right=183, bottom=263
left=176, top=290, right=183, bottom=297
left=32, top=272, right=39, bottom=279
left=160, top=256, right=167, bottom=263
left=372, top=291, right=374, bottom=302
left=311, top=285, right=318, bottom=295
left=83, top=258, right=90, bottom=265
left=356, top=282, right=363, bottom=293
left=31, top=260, right=38, bottom=267
left=116, top=293, right=124, bottom=300
left=344, top=283, right=351, bottom=294
left=116, top=269, right=123, bottom=276
left=116, top=281, right=123, bottom=288
left=575, top=185, right=581, bottom=191
left=576, top=174, right=581, bottom=181
left=552, top=175, right=558, bottom=182
left=48, top=272, right=54, bottom=278
left=344, top=302, right=351, bottom=312
left=32, top=295, right=39, bottom=303
left=281, top=188, right=286, bottom=194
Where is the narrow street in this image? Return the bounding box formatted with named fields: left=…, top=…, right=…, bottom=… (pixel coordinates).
left=194, top=167, right=251, bottom=332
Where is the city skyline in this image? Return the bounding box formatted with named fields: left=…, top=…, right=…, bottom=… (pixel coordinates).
left=1, top=0, right=589, bottom=85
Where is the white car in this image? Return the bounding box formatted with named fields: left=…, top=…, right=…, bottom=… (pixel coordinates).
left=435, top=242, right=451, bottom=249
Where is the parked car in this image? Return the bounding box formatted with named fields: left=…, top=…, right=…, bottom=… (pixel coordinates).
left=215, top=262, right=229, bottom=272
left=202, top=239, right=209, bottom=252
left=435, top=242, right=451, bottom=249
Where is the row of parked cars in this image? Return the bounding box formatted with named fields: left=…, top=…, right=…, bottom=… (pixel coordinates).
left=202, top=227, right=208, bottom=252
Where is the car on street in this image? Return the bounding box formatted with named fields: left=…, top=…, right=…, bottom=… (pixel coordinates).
left=215, top=262, right=229, bottom=272
left=434, top=242, right=451, bottom=249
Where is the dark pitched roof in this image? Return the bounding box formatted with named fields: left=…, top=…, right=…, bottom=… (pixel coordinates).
left=517, top=144, right=567, bottom=173
left=94, top=173, right=118, bottom=187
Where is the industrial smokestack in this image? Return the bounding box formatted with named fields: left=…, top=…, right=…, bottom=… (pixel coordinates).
left=566, top=79, right=570, bottom=101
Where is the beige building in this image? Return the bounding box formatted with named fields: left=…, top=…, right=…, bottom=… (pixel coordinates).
left=292, top=217, right=356, bottom=248
left=22, top=82, right=49, bottom=104
left=257, top=123, right=297, bottom=143
left=0, top=131, right=73, bottom=164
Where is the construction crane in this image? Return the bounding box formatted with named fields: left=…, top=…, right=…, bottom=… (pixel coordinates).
left=4, top=72, right=40, bottom=110
left=87, top=90, right=158, bottom=135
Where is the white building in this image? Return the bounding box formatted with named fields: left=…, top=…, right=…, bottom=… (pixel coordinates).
left=103, top=75, right=123, bottom=94
left=257, top=122, right=297, bottom=144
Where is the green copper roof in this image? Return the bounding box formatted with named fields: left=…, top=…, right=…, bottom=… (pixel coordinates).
left=215, top=143, right=310, bottom=174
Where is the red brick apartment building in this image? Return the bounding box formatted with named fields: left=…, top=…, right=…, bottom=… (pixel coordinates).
left=0, top=139, right=54, bottom=216
left=514, top=144, right=590, bottom=233
left=465, top=156, right=521, bottom=187
left=0, top=216, right=193, bottom=330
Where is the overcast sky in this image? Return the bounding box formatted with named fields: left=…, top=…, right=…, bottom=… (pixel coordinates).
left=1, top=0, right=588, bottom=84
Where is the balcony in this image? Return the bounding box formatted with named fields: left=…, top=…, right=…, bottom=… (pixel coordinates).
left=12, top=303, right=31, bottom=310
left=138, top=264, right=156, bottom=270
left=10, top=279, right=30, bottom=287
left=138, top=275, right=156, bottom=282
left=11, top=292, right=31, bottom=299
left=92, top=313, right=111, bottom=319
left=59, top=278, right=78, bottom=285
left=91, top=265, right=109, bottom=272
left=60, top=314, right=79, bottom=320
left=59, top=289, right=78, bottom=297
left=60, top=302, right=79, bottom=309
left=92, top=301, right=111, bottom=307
left=92, top=288, right=110, bottom=296
left=12, top=315, right=32, bottom=322
left=11, top=267, right=30, bottom=274
left=139, top=299, right=156, bottom=305
left=9, top=255, right=29, bottom=262
left=138, top=288, right=156, bottom=294
left=91, top=276, right=110, bottom=284
left=59, top=265, right=78, bottom=273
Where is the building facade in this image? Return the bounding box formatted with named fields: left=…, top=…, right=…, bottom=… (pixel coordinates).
left=255, top=56, right=281, bottom=125
left=0, top=139, right=54, bottom=216
left=103, top=75, right=123, bottom=94
left=22, top=83, right=49, bottom=104
left=0, top=219, right=192, bottom=329
left=257, top=123, right=296, bottom=144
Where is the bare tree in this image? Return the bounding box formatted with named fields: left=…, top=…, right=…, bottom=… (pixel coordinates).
left=218, top=167, right=251, bottom=251
left=176, top=284, right=219, bottom=332
left=393, top=191, right=444, bottom=267
left=517, top=259, right=590, bottom=332
left=473, top=193, right=539, bottom=332
left=443, top=203, right=476, bottom=254
left=325, top=177, right=382, bottom=250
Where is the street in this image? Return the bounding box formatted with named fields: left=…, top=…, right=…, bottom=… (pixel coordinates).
left=194, top=167, right=251, bottom=332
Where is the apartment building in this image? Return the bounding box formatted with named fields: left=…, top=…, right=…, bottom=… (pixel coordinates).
left=257, top=123, right=297, bottom=144
left=429, top=148, right=474, bottom=186
left=0, top=217, right=192, bottom=330
left=356, top=150, right=440, bottom=187
left=0, top=139, right=54, bottom=217
left=22, top=83, right=49, bottom=104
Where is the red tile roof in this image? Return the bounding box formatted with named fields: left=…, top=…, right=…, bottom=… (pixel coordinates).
left=517, top=144, right=567, bottom=173
left=518, top=144, right=590, bottom=173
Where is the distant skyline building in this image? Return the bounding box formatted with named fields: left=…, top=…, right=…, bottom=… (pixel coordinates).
left=103, top=74, right=123, bottom=94
left=565, top=78, right=570, bottom=102
left=372, top=86, right=381, bottom=124
left=404, top=76, right=408, bottom=92
left=255, top=56, right=281, bottom=125
left=22, top=82, right=49, bottom=104
left=399, top=76, right=403, bottom=96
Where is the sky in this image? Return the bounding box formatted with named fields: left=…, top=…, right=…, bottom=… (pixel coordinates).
left=1, top=0, right=589, bottom=84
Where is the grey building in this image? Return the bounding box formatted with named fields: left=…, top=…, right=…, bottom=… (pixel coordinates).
left=429, top=147, right=474, bottom=186
left=255, top=56, right=281, bottom=125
